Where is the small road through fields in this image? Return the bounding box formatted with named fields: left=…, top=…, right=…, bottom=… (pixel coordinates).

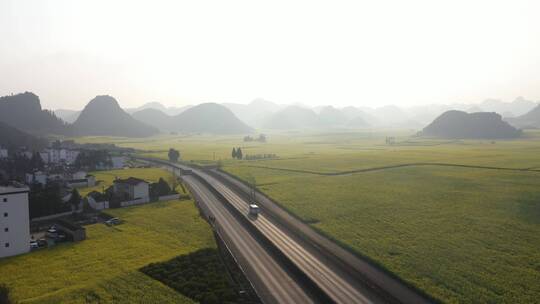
left=238, top=162, right=540, bottom=176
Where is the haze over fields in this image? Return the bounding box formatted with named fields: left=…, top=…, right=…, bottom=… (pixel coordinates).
left=2, top=1, right=540, bottom=304
left=2, top=0, right=540, bottom=110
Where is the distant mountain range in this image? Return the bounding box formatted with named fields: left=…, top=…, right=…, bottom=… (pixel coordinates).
left=54, top=109, right=81, bottom=123
left=71, top=95, right=159, bottom=137
left=421, top=110, right=521, bottom=139
left=0, top=121, right=48, bottom=151
left=3, top=92, right=539, bottom=137
left=505, top=104, right=540, bottom=129
left=124, top=102, right=193, bottom=116
left=222, top=99, right=283, bottom=128
left=132, top=103, right=253, bottom=134
left=55, top=102, right=193, bottom=123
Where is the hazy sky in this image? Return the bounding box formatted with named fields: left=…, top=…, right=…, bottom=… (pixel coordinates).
left=1, top=0, right=540, bottom=110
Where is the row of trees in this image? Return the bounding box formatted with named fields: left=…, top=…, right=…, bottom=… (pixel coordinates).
left=74, top=150, right=112, bottom=170
left=243, top=134, right=267, bottom=142
left=168, top=148, right=180, bottom=162
left=28, top=182, right=72, bottom=219
left=0, top=152, right=45, bottom=182
left=231, top=147, right=243, bottom=160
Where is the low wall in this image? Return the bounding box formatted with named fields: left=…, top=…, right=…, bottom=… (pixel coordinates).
left=31, top=210, right=81, bottom=222
left=158, top=194, right=180, bottom=201
left=120, top=197, right=149, bottom=207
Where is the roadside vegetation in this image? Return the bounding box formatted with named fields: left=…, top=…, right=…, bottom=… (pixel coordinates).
left=72, top=130, right=540, bottom=303
left=141, top=248, right=238, bottom=304
left=0, top=199, right=215, bottom=303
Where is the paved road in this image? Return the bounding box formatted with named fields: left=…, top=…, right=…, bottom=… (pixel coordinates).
left=182, top=174, right=317, bottom=304
left=211, top=170, right=432, bottom=304
left=191, top=169, right=385, bottom=304
left=152, top=160, right=389, bottom=304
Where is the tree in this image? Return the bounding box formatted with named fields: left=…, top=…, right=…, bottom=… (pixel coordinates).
left=231, top=147, right=237, bottom=159
left=68, top=188, right=81, bottom=214
left=0, top=283, right=14, bottom=304
left=236, top=147, right=243, bottom=160
left=30, top=152, right=44, bottom=170
left=150, top=178, right=173, bottom=200
left=74, top=150, right=112, bottom=170
left=168, top=148, right=180, bottom=162
left=29, top=182, right=69, bottom=219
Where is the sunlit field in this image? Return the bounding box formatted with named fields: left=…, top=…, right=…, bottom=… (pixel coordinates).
left=72, top=130, right=540, bottom=303
left=0, top=199, right=214, bottom=304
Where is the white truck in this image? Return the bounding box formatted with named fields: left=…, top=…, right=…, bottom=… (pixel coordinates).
left=249, top=204, right=260, bottom=216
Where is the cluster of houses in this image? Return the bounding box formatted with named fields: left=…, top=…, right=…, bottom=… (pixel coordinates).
left=0, top=141, right=187, bottom=259
left=1, top=171, right=180, bottom=258
left=26, top=170, right=97, bottom=189
left=87, top=177, right=181, bottom=210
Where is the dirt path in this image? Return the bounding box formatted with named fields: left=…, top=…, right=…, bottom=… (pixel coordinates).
left=239, top=162, right=540, bottom=176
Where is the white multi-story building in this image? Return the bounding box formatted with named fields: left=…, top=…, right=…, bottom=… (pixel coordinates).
left=0, top=147, right=8, bottom=159
left=0, top=184, right=30, bottom=258
left=40, top=149, right=80, bottom=165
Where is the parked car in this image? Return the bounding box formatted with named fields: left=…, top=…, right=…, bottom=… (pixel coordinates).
left=46, top=227, right=58, bottom=238
left=30, top=241, right=39, bottom=249
left=56, top=233, right=67, bottom=242
left=37, top=239, right=47, bottom=247
left=105, top=218, right=121, bottom=226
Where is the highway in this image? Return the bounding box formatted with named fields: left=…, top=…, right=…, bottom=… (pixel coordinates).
left=151, top=159, right=392, bottom=304
left=184, top=175, right=317, bottom=304
left=189, top=168, right=384, bottom=304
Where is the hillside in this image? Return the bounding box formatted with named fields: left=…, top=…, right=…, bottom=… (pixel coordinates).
left=132, top=108, right=174, bottom=131
left=422, top=110, right=521, bottom=139
left=263, top=106, right=319, bottom=129
left=72, top=95, right=159, bottom=137
left=171, top=103, right=253, bottom=134
left=506, top=104, right=540, bottom=129
left=0, top=121, right=48, bottom=151
left=0, top=92, right=67, bottom=135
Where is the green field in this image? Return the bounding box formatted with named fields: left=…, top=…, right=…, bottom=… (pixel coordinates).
left=72, top=131, right=540, bottom=303
left=0, top=198, right=214, bottom=303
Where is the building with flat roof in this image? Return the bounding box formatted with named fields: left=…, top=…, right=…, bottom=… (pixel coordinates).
left=113, top=177, right=149, bottom=201
left=0, top=184, right=30, bottom=258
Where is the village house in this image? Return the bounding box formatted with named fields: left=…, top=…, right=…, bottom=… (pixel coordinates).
left=0, top=183, right=30, bottom=258
left=113, top=177, right=149, bottom=201
left=111, top=156, right=126, bottom=169
left=86, top=191, right=109, bottom=210
left=25, top=171, right=48, bottom=186
left=66, top=174, right=96, bottom=188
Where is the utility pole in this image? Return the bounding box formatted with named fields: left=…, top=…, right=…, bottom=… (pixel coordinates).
left=247, top=175, right=256, bottom=203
